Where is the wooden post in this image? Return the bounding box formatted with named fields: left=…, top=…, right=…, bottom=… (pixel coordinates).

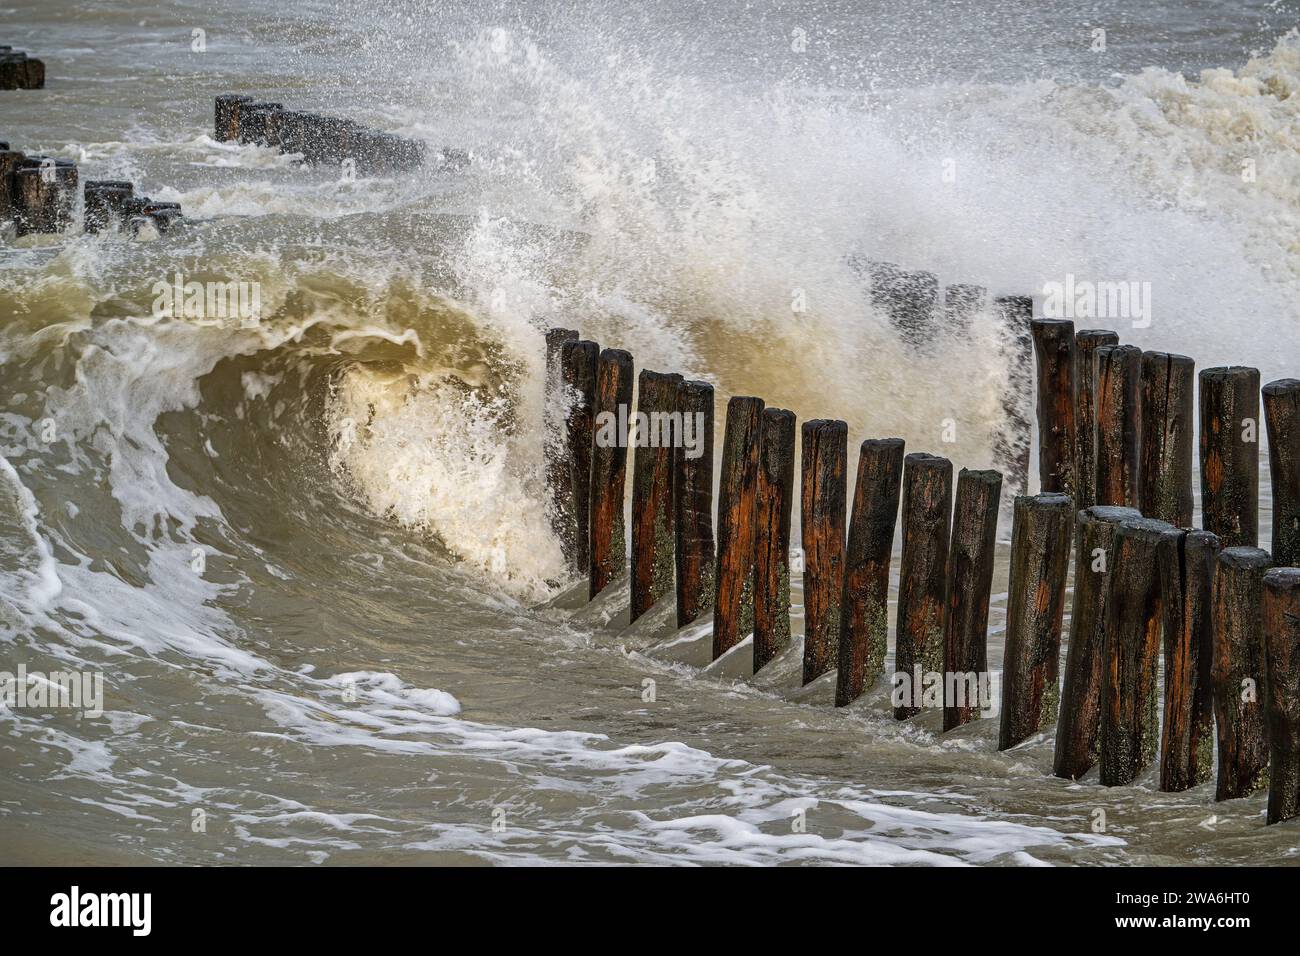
left=1094, top=344, right=1142, bottom=508
left=0, top=148, right=23, bottom=225
left=999, top=493, right=1072, bottom=749
left=215, top=94, right=253, bottom=142
left=895, top=271, right=939, bottom=346
left=1155, top=528, right=1219, bottom=791
left=1031, top=319, right=1078, bottom=497
left=1139, top=351, right=1195, bottom=527
left=589, top=349, right=634, bottom=598
left=801, top=420, right=848, bottom=684
left=544, top=328, right=578, bottom=548
left=754, top=408, right=796, bottom=672
left=895, top=453, right=953, bottom=720
left=1263, top=568, right=1300, bottom=824
left=1100, top=517, right=1178, bottom=786
left=83, top=180, right=134, bottom=234
left=12, top=158, right=78, bottom=236
left=558, top=341, right=598, bottom=575
left=942, top=284, right=985, bottom=336
left=674, top=380, right=715, bottom=627
left=1262, top=379, right=1300, bottom=567
left=942, top=468, right=1002, bottom=730
left=713, top=396, right=764, bottom=659
left=239, top=102, right=284, bottom=146
left=1054, top=505, right=1141, bottom=779
left=630, top=370, right=684, bottom=621
left=993, top=295, right=1033, bottom=498
left=1199, top=366, right=1261, bottom=548
left=838, top=438, right=906, bottom=707
left=1073, top=329, right=1119, bottom=511
left=1212, top=545, right=1272, bottom=801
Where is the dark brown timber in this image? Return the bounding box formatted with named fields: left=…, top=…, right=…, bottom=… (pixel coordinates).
left=1262, top=379, right=1300, bottom=567
left=800, top=420, right=848, bottom=684
left=942, top=468, right=1002, bottom=730
left=713, top=396, right=764, bottom=659
left=754, top=408, right=796, bottom=672
left=215, top=94, right=253, bottom=141
left=838, top=438, right=906, bottom=706
left=558, top=341, right=598, bottom=575
left=1073, top=329, right=1120, bottom=511
left=1158, top=529, right=1220, bottom=792
left=1139, top=351, right=1195, bottom=527
left=1054, top=505, right=1141, bottom=779
left=1199, top=366, right=1261, bottom=549
left=895, top=453, right=953, bottom=720
left=589, top=349, right=633, bottom=598
left=1263, top=568, right=1300, bottom=824
left=1212, top=546, right=1272, bottom=801
left=1031, top=319, right=1078, bottom=498
left=630, top=370, right=684, bottom=621
left=999, top=493, right=1072, bottom=749
left=544, top=329, right=579, bottom=553
left=1094, top=344, right=1142, bottom=508
left=673, top=380, right=715, bottom=627
left=1100, top=517, right=1178, bottom=786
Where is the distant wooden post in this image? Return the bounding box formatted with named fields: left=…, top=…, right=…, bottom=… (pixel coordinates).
left=558, top=341, right=598, bottom=574
left=674, top=380, right=715, bottom=627
left=1054, top=505, right=1141, bottom=779
left=1094, top=344, right=1142, bottom=508
left=895, top=453, right=953, bottom=720
left=838, top=438, right=905, bottom=707
left=993, top=295, right=1033, bottom=498
left=1199, top=367, right=1261, bottom=549
left=1262, top=379, right=1300, bottom=567
left=13, top=158, right=77, bottom=235
left=713, top=396, right=764, bottom=659
left=801, top=420, right=848, bottom=684
left=83, top=180, right=134, bottom=234
left=589, top=349, right=633, bottom=598
left=1212, top=546, right=1272, bottom=801
left=1073, top=330, right=1119, bottom=511
left=1158, top=529, right=1220, bottom=792
left=999, top=493, right=1072, bottom=749
left=215, top=94, right=253, bottom=141
left=1139, top=352, right=1195, bottom=527
left=942, top=468, right=1002, bottom=730
left=1100, top=517, right=1177, bottom=786
left=630, top=370, right=684, bottom=621
left=0, top=148, right=23, bottom=225
left=942, top=284, right=986, bottom=336
left=544, top=329, right=579, bottom=549
left=1031, top=319, right=1078, bottom=497
left=1263, top=568, right=1300, bottom=824
left=754, top=408, right=796, bottom=672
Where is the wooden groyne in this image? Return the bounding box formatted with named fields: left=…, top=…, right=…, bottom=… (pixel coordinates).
left=540, top=277, right=1295, bottom=817
left=0, top=45, right=45, bottom=90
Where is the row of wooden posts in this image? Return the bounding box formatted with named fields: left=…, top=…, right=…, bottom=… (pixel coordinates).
left=541, top=315, right=1300, bottom=826
left=0, top=45, right=45, bottom=91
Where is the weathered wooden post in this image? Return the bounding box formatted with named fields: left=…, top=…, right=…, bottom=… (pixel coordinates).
left=837, top=438, right=905, bottom=707
left=83, top=180, right=134, bottom=234
left=215, top=94, right=253, bottom=142
left=12, top=158, right=78, bottom=235
left=630, top=370, right=684, bottom=620
left=999, top=493, right=1072, bottom=749
left=801, top=420, right=848, bottom=684
left=1139, top=351, right=1195, bottom=527
left=942, top=468, right=1002, bottom=730
left=1031, top=319, right=1078, bottom=497
left=589, top=349, right=634, bottom=598
left=1094, top=344, right=1142, bottom=508
left=1262, top=379, right=1300, bottom=567
left=713, top=396, right=764, bottom=659
left=1100, top=517, right=1177, bottom=786
left=1263, top=568, right=1300, bottom=824
left=1158, top=529, right=1220, bottom=792
left=239, top=102, right=284, bottom=146
left=1199, top=366, right=1261, bottom=548
left=544, top=328, right=578, bottom=541
left=754, top=408, right=796, bottom=671
left=895, top=453, right=953, bottom=720
left=674, top=380, right=715, bottom=627
left=1054, top=505, right=1141, bottom=779
left=558, top=341, right=598, bottom=574
left=1212, top=546, right=1272, bottom=800
left=993, top=295, right=1033, bottom=498
left=1073, top=329, right=1119, bottom=511
left=0, top=147, right=23, bottom=224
